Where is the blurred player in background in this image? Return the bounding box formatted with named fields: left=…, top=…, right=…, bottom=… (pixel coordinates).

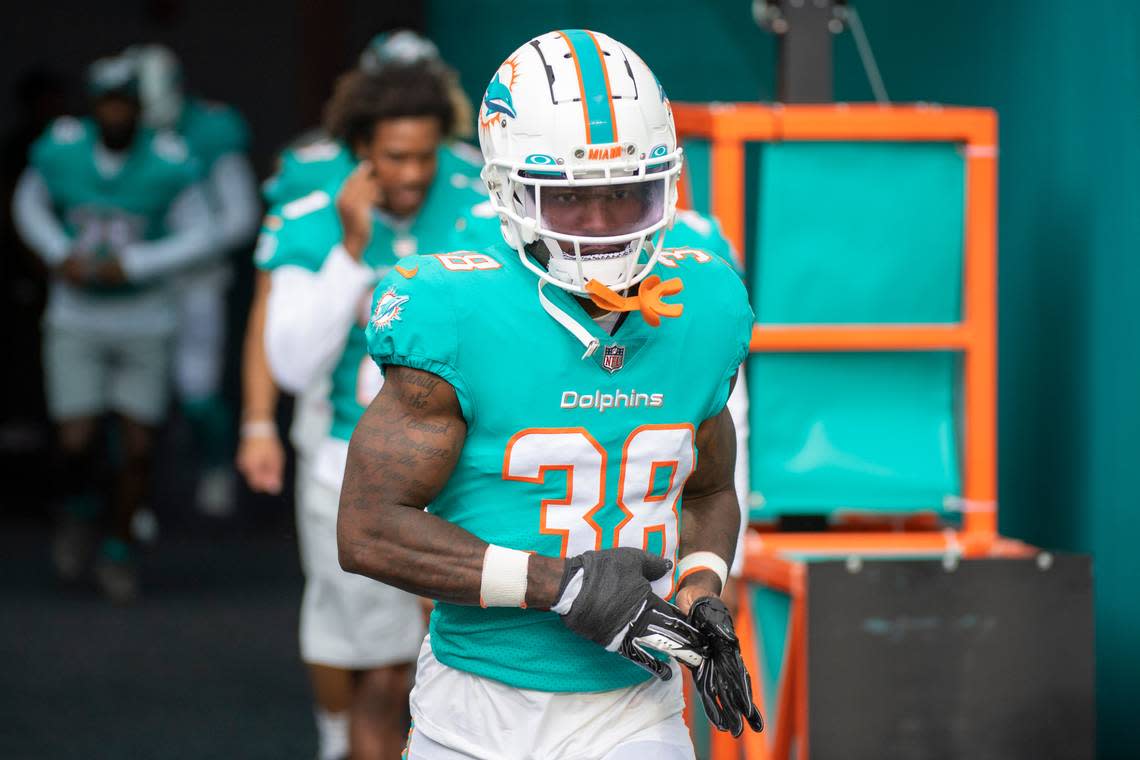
left=130, top=44, right=260, bottom=517
left=339, top=30, right=762, bottom=759
left=11, top=55, right=212, bottom=602
left=259, top=61, right=490, bottom=759
left=237, top=30, right=480, bottom=499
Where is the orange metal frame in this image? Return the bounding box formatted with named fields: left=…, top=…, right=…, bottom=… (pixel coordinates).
left=672, top=103, right=1008, bottom=760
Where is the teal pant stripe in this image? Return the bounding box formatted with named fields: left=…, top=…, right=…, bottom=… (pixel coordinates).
left=561, top=29, right=616, bottom=144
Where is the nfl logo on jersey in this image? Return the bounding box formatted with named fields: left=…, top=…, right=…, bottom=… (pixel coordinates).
left=602, top=344, right=625, bottom=373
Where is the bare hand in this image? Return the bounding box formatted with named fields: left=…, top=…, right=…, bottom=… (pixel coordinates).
left=57, top=254, right=91, bottom=285
left=91, top=258, right=127, bottom=285
left=236, top=433, right=285, bottom=494
left=674, top=572, right=722, bottom=615
left=336, top=161, right=382, bottom=260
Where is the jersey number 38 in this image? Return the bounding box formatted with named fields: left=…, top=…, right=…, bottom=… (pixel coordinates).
left=503, top=425, right=695, bottom=598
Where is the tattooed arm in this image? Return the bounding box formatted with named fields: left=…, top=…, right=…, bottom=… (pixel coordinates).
left=673, top=405, right=742, bottom=614
left=337, top=365, right=566, bottom=607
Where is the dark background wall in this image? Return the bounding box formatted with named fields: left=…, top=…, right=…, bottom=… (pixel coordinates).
left=2, top=0, right=1135, bottom=755
left=0, top=0, right=425, bottom=173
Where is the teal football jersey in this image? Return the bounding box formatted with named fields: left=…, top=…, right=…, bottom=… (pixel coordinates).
left=262, top=138, right=482, bottom=208
left=266, top=174, right=491, bottom=441
left=30, top=117, right=201, bottom=293
left=177, top=97, right=250, bottom=170
left=669, top=209, right=743, bottom=277
left=261, top=138, right=353, bottom=208
left=366, top=243, right=753, bottom=692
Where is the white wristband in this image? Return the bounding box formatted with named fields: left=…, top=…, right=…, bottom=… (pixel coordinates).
left=676, top=551, right=729, bottom=590
left=479, top=544, right=530, bottom=608
left=240, top=420, right=278, bottom=440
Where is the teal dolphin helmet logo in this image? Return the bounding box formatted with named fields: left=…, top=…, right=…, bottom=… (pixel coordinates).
left=483, top=71, right=517, bottom=120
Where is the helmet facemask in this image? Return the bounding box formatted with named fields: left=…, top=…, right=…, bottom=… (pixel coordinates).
left=484, top=148, right=682, bottom=295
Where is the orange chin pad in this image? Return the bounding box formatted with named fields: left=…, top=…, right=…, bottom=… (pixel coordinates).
left=586, top=275, right=684, bottom=328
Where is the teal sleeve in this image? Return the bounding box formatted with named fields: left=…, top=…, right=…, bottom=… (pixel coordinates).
left=209, top=105, right=251, bottom=156
left=703, top=218, right=745, bottom=279
left=261, top=150, right=308, bottom=207
left=28, top=118, right=85, bottom=178
left=178, top=152, right=205, bottom=188
left=252, top=211, right=284, bottom=271
left=366, top=259, right=475, bottom=423
left=670, top=210, right=744, bottom=278
left=28, top=129, right=53, bottom=171
left=255, top=204, right=336, bottom=273
left=263, top=142, right=352, bottom=207
left=705, top=264, right=755, bottom=420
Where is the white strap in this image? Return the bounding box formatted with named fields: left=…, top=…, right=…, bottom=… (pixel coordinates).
left=538, top=280, right=600, bottom=359
left=479, top=544, right=530, bottom=608
left=676, top=551, right=729, bottom=590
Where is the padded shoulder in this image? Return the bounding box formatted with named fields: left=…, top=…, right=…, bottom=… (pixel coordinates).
left=186, top=99, right=251, bottom=157
left=256, top=190, right=340, bottom=272
left=365, top=253, right=475, bottom=422
left=29, top=117, right=91, bottom=169
left=262, top=139, right=353, bottom=206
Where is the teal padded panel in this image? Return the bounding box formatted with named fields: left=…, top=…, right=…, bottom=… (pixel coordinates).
left=751, top=584, right=791, bottom=733
left=753, top=142, right=964, bottom=324
left=749, top=352, right=960, bottom=516
left=747, top=142, right=965, bottom=517
left=681, top=138, right=712, bottom=215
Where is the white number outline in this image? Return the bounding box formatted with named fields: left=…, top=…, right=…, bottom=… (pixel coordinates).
left=503, top=424, right=697, bottom=597
left=434, top=252, right=502, bottom=271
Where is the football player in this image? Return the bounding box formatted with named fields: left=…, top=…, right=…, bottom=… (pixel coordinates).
left=237, top=30, right=481, bottom=499
left=339, top=30, right=763, bottom=759
left=11, top=55, right=213, bottom=602
left=128, top=44, right=261, bottom=516
left=261, top=63, right=490, bottom=759
left=454, top=201, right=755, bottom=583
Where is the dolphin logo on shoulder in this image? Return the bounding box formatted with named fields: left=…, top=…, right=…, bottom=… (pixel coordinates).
left=370, top=287, right=410, bottom=331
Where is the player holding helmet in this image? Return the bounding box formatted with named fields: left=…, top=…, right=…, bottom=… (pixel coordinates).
left=339, top=30, right=762, bottom=758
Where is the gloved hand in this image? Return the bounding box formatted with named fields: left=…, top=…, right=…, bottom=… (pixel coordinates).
left=687, top=596, right=764, bottom=736
left=554, top=547, right=705, bottom=680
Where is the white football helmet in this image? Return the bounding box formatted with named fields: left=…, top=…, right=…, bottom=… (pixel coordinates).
left=478, top=30, right=682, bottom=295
left=359, top=30, right=441, bottom=73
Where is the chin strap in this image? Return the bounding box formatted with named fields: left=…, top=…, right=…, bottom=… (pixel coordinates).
left=538, top=280, right=600, bottom=359
left=586, top=275, right=685, bottom=328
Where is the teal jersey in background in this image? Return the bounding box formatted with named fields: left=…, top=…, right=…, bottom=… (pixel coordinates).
left=261, top=138, right=353, bottom=208
left=30, top=116, right=201, bottom=294
left=261, top=137, right=482, bottom=208
left=177, top=97, right=250, bottom=171
left=264, top=170, right=491, bottom=441
left=366, top=242, right=753, bottom=692
left=668, top=208, right=743, bottom=278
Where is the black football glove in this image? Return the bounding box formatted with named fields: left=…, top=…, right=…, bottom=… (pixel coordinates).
left=687, top=596, right=764, bottom=737
left=618, top=593, right=708, bottom=678
left=554, top=548, right=706, bottom=680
